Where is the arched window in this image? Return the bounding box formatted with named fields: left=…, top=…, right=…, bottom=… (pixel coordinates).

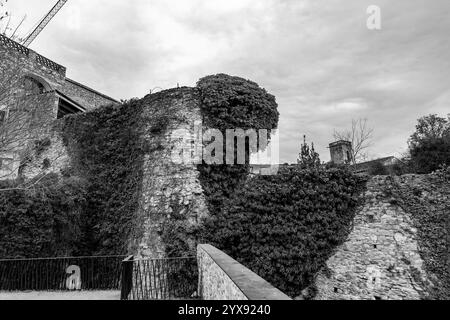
left=23, top=76, right=47, bottom=95
left=0, top=105, right=7, bottom=125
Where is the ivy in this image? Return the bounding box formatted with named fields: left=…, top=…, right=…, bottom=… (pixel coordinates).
left=196, top=74, right=279, bottom=217
left=0, top=174, right=87, bottom=258
left=197, top=74, right=279, bottom=131
left=381, top=167, right=450, bottom=299
left=200, top=166, right=366, bottom=298
left=61, top=100, right=146, bottom=255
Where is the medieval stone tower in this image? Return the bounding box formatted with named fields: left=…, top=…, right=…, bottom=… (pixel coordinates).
left=329, top=140, right=353, bottom=164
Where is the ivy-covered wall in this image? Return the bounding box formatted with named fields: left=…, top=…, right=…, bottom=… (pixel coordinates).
left=61, top=99, right=145, bottom=255
left=131, top=87, right=209, bottom=258
left=314, top=169, right=450, bottom=300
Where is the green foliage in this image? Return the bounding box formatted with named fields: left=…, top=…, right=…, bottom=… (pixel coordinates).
left=0, top=174, right=87, bottom=258
left=197, top=74, right=279, bottom=131
left=408, top=114, right=450, bottom=174
left=196, top=74, right=280, bottom=216
left=297, top=135, right=321, bottom=169
left=61, top=100, right=145, bottom=255
left=197, top=164, right=250, bottom=217
left=201, top=166, right=366, bottom=297
left=409, top=139, right=450, bottom=174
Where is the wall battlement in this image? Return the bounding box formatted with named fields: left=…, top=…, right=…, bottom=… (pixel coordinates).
left=0, top=34, right=66, bottom=75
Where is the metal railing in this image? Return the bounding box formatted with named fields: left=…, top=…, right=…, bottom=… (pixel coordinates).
left=0, top=34, right=30, bottom=55
left=0, top=255, right=126, bottom=291
left=120, top=256, right=198, bottom=300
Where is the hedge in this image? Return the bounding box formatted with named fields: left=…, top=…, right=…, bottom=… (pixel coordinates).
left=201, top=166, right=366, bottom=298
left=0, top=174, right=86, bottom=258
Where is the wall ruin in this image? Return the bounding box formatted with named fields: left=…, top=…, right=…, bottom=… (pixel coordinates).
left=314, top=175, right=448, bottom=300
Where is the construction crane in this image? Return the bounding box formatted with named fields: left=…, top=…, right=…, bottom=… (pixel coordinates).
left=22, top=0, right=68, bottom=47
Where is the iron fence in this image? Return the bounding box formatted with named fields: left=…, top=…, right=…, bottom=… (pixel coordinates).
left=121, top=256, right=198, bottom=300
left=0, top=255, right=126, bottom=291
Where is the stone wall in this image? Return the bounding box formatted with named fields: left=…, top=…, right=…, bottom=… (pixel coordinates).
left=130, top=88, right=209, bottom=258
left=20, top=121, right=70, bottom=180
left=1, top=34, right=116, bottom=111
left=1, top=34, right=117, bottom=181
left=62, top=78, right=118, bottom=111
left=314, top=175, right=447, bottom=300
left=0, top=34, right=66, bottom=92
left=197, top=244, right=292, bottom=300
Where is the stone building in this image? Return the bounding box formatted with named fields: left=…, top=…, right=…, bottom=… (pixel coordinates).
left=329, top=140, right=353, bottom=165
left=329, top=140, right=403, bottom=175
left=0, top=34, right=118, bottom=179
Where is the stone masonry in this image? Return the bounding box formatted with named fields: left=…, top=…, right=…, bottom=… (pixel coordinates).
left=131, top=88, right=209, bottom=259
left=0, top=34, right=118, bottom=179
left=314, top=176, right=440, bottom=300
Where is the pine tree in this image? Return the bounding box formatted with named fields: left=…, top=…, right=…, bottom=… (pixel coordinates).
left=297, top=135, right=321, bottom=169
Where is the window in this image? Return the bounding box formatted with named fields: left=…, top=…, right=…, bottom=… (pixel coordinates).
left=0, top=105, right=7, bottom=125
left=23, top=76, right=46, bottom=95
left=57, top=98, right=84, bottom=119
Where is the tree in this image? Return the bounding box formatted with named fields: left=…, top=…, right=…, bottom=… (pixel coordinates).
left=297, top=135, right=321, bottom=169
left=334, top=118, right=374, bottom=164
left=407, top=114, right=450, bottom=174
left=409, top=114, right=450, bottom=147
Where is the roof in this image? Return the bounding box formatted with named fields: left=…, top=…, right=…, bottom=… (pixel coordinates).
left=352, top=156, right=401, bottom=172
left=54, top=90, right=86, bottom=112
left=329, top=140, right=352, bottom=148
left=65, top=78, right=119, bottom=104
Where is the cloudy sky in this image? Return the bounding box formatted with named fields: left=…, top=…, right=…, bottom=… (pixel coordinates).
left=3, top=0, right=450, bottom=163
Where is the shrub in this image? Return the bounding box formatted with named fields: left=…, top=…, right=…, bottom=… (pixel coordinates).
left=409, top=139, right=450, bottom=174
left=197, top=74, right=279, bottom=132
left=0, top=174, right=87, bottom=258
left=201, top=166, right=366, bottom=297
left=196, top=74, right=279, bottom=216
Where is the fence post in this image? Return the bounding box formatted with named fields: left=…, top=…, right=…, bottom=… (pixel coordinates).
left=120, top=255, right=134, bottom=300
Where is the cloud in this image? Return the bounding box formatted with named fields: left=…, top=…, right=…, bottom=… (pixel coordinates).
left=6, top=0, right=450, bottom=163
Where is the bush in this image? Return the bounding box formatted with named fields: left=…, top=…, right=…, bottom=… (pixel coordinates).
left=197, top=74, right=280, bottom=217
left=201, top=166, right=366, bottom=297
left=409, top=139, right=450, bottom=174
left=0, top=174, right=87, bottom=258
left=197, top=74, right=279, bottom=132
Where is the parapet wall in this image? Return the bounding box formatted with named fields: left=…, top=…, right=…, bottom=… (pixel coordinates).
left=197, top=244, right=291, bottom=300
left=0, top=34, right=66, bottom=91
